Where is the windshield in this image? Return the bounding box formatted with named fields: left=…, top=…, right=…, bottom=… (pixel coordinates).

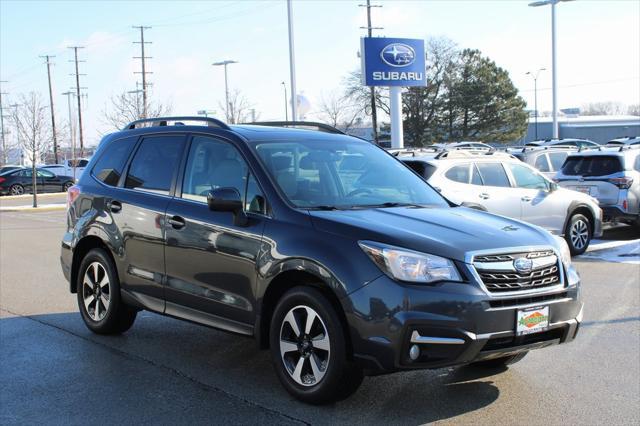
left=253, top=139, right=448, bottom=209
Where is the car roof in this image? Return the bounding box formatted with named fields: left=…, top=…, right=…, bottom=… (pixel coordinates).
left=566, top=146, right=638, bottom=157
left=229, top=124, right=361, bottom=143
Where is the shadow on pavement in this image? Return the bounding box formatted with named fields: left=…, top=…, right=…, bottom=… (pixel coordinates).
left=1, top=311, right=501, bottom=425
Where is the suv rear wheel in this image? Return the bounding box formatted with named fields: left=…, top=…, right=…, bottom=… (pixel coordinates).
left=269, top=286, right=363, bottom=404
left=77, top=248, right=137, bottom=334
left=565, top=213, right=591, bottom=255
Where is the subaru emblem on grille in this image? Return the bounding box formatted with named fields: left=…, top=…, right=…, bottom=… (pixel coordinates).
left=513, top=257, right=533, bottom=274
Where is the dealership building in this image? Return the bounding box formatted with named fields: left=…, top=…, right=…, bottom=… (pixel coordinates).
left=522, top=114, right=640, bottom=144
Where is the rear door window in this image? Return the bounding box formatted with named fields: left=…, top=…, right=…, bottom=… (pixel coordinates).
left=444, top=164, right=470, bottom=184
left=124, top=135, right=185, bottom=195
left=475, top=162, right=511, bottom=187
left=561, top=156, right=623, bottom=177
left=93, top=137, right=138, bottom=186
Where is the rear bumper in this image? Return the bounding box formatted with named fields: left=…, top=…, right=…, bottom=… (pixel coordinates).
left=602, top=206, right=639, bottom=224
left=60, top=231, right=73, bottom=289
left=344, top=266, right=582, bottom=375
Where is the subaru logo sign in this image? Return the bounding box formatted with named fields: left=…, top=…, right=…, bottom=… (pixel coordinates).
left=513, top=258, right=534, bottom=274
left=380, top=43, right=416, bottom=67
left=361, top=37, right=426, bottom=87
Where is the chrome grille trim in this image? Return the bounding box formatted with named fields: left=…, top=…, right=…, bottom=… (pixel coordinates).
left=465, top=246, right=565, bottom=297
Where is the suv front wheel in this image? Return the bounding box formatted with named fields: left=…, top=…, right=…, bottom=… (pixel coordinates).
left=565, top=213, right=592, bottom=255
left=269, top=286, right=363, bottom=404
left=77, top=248, right=137, bottom=334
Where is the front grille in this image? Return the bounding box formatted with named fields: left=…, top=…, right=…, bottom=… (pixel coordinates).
left=473, top=250, right=562, bottom=293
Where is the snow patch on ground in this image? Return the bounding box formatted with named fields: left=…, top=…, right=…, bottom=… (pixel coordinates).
left=579, top=239, right=640, bottom=264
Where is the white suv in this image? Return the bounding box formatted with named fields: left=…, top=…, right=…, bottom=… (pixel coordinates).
left=400, top=150, right=603, bottom=254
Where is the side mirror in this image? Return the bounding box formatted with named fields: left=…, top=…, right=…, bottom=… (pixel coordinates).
left=206, top=188, right=248, bottom=226
left=549, top=182, right=559, bottom=192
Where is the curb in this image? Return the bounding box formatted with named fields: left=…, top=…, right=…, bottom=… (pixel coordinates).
left=0, top=204, right=66, bottom=213
left=1, top=192, right=66, bottom=201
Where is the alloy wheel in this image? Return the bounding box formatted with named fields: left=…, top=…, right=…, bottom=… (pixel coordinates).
left=279, top=305, right=330, bottom=386
left=10, top=185, right=24, bottom=195
left=570, top=219, right=589, bottom=250
left=82, top=262, right=110, bottom=321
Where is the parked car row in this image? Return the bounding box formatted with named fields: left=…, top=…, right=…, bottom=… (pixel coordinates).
left=398, top=150, right=603, bottom=254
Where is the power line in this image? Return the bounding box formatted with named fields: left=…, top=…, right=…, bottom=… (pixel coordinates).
left=359, top=0, right=383, bottom=144
left=133, top=26, right=152, bottom=119
left=68, top=46, right=86, bottom=157
left=40, top=55, right=59, bottom=163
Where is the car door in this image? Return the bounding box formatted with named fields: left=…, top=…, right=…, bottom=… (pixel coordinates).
left=473, top=161, right=521, bottom=218
left=37, top=169, right=62, bottom=192
left=164, top=135, right=267, bottom=329
left=19, top=168, right=41, bottom=193
left=506, top=162, right=566, bottom=232
left=112, top=134, right=187, bottom=310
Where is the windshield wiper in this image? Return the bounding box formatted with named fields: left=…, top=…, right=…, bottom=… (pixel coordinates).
left=307, top=205, right=345, bottom=211
left=358, top=202, right=427, bottom=209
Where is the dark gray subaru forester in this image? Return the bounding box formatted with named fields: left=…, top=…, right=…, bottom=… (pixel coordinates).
left=61, top=117, right=582, bottom=404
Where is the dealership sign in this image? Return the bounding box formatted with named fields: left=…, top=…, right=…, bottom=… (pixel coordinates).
left=361, top=37, right=426, bottom=87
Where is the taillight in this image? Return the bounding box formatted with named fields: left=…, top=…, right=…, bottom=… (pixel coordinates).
left=623, top=199, right=628, bottom=211
left=608, top=177, right=633, bottom=189
left=0, top=177, right=5, bottom=184
left=67, top=185, right=80, bottom=208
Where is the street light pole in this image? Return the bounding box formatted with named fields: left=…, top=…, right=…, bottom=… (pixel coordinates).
left=62, top=91, right=76, bottom=180
left=528, top=0, right=574, bottom=139
left=286, top=0, right=298, bottom=122
left=212, top=60, right=238, bottom=123
left=526, top=68, right=546, bottom=140
left=281, top=82, right=288, bottom=121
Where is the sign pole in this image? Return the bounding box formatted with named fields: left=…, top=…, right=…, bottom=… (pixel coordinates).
left=389, top=86, right=403, bottom=148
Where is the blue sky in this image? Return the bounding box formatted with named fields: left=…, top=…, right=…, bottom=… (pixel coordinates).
left=1, top=0, right=639, bottom=146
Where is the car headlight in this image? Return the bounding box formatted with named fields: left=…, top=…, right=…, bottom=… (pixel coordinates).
left=358, top=241, right=462, bottom=283
left=554, top=235, right=572, bottom=269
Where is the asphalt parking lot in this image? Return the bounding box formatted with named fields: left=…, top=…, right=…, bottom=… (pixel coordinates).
left=1, top=209, right=639, bottom=425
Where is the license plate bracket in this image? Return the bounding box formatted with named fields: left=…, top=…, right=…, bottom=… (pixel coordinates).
left=516, top=305, right=549, bottom=336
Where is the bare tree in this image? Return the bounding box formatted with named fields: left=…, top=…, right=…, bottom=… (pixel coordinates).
left=627, top=104, right=640, bottom=116
left=343, top=71, right=390, bottom=116
left=581, top=101, right=626, bottom=116
left=220, top=89, right=255, bottom=124
left=316, top=90, right=364, bottom=132
left=102, top=90, right=172, bottom=131
left=12, top=92, right=52, bottom=207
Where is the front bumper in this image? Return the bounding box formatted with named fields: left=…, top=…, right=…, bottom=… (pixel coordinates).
left=344, top=265, right=582, bottom=374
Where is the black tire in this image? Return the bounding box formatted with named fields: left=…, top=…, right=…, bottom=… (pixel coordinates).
left=269, top=286, right=363, bottom=404
left=471, top=351, right=528, bottom=368
left=76, top=248, right=137, bottom=334
left=564, top=213, right=592, bottom=255
left=63, top=181, right=74, bottom=192
left=9, top=184, right=24, bottom=196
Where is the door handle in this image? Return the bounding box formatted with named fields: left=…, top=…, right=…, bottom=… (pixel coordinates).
left=109, top=200, right=122, bottom=213
left=521, top=196, right=532, bottom=202
left=479, top=193, right=490, bottom=200
left=167, top=215, right=186, bottom=229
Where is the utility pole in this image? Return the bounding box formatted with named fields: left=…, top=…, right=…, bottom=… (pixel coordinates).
left=68, top=46, right=85, bottom=157
left=281, top=81, right=288, bottom=121
left=0, top=80, right=7, bottom=164
left=133, top=26, right=152, bottom=119
left=40, top=55, right=59, bottom=164
left=62, top=91, right=77, bottom=179
left=360, top=0, right=383, bottom=144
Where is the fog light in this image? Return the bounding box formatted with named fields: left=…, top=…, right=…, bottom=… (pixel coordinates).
left=409, top=344, right=420, bottom=361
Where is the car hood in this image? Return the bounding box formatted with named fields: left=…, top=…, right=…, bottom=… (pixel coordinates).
left=309, top=206, right=557, bottom=263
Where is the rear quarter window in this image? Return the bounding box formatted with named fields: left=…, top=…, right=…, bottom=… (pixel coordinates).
left=92, top=137, right=138, bottom=186
left=403, top=161, right=436, bottom=180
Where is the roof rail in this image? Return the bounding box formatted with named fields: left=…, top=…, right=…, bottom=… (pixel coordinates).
left=123, top=116, right=230, bottom=130
left=434, top=150, right=515, bottom=160
left=246, top=121, right=346, bottom=135
left=389, top=147, right=439, bottom=157
left=619, top=144, right=640, bottom=152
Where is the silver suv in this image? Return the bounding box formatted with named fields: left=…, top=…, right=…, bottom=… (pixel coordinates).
left=525, top=138, right=599, bottom=149
left=555, top=145, right=640, bottom=227
left=401, top=151, right=603, bottom=255
left=512, top=146, right=578, bottom=179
